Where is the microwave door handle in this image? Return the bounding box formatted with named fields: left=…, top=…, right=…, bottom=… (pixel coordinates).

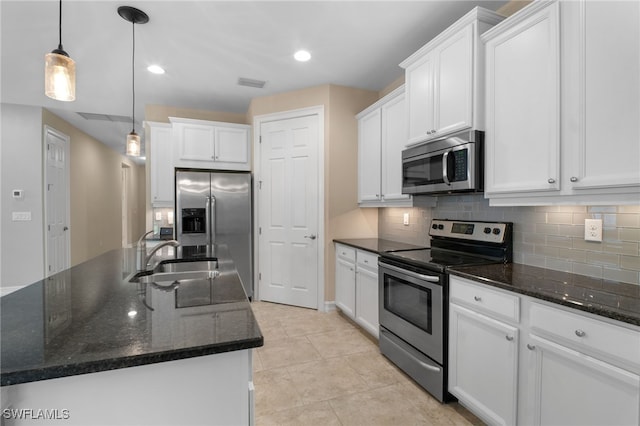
left=442, top=150, right=451, bottom=185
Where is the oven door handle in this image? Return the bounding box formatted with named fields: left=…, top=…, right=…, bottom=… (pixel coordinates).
left=383, top=331, right=442, bottom=373
left=381, top=263, right=440, bottom=283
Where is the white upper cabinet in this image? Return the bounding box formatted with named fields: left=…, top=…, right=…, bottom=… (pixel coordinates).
left=566, top=0, right=640, bottom=192
left=483, top=0, right=640, bottom=205
left=170, top=117, right=250, bottom=171
left=401, top=7, right=504, bottom=146
left=484, top=1, right=560, bottom=195
left=147, top=121, right=174, bottom=207
left=357, top=86, right=422, bottom=207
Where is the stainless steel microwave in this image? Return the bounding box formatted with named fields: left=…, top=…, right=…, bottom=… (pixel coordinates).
left=401, top=130, right=484, bottom=195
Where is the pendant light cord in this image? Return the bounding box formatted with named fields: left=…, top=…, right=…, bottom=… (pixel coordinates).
left=58, top=0, right=63, bottom=49
left=131, top=20, right=136, bottom=133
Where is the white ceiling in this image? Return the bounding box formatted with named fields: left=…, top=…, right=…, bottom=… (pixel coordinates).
left=1, top=0, right=507, bottom=159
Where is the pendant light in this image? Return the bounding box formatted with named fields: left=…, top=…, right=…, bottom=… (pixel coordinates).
left=45, top=0, right=76, bottom=101
left=118, top=6, right=148, bottom=157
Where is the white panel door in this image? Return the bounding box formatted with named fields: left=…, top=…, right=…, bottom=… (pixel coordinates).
left=334, top=256, right=355, bottom=319
left=214, top=126, right=249, bottom=164
left=570, top=0, right=640, bottom=190
left=357, top=108, right=381, bottom=202
left=380, top=92, right=410, bottom=202
left=355, top=266, right=378, bottom=338
left=406, top=54, right=435, bottom=145
left=44, top=126, right=70, bottom=276
left=258, top=115, right=319, bottom=309
left=485, top=2, right=560, bottom=195
left=435, top=23, right=473, bottom=137
left=527, top=334, right=640, bottom=426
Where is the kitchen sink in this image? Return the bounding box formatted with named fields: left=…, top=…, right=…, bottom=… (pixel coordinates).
left=136, top=270, right=219, bottom=285
left=156, top=260, right=218, bottom=273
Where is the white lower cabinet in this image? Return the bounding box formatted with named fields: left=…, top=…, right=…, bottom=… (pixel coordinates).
left=449, top=276, right=640, bottom=426
left=449, top=278, right=519, bottom=426
left=334, top=244, right=379, bottom=338
left=525, top=334, right=640, bottom=426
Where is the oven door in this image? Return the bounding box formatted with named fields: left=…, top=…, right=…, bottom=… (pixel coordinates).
left=378, top=260, right=444, bottom=364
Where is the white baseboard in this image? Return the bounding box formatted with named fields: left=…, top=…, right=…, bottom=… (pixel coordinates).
left=1, top=286, right=25, bottom=297
left=324, top=301, right=337, bottom=312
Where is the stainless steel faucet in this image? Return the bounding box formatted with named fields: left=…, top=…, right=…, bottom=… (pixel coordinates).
left=144, top=240, right=180, bottom=269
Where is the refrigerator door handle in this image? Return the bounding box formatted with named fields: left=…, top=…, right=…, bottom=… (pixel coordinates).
left=205, top=196, right=212, bottom=245
left=209, top=194, right=217, bottom=244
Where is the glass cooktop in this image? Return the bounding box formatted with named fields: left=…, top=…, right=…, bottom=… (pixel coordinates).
left=381, top=248, right=501, bottom=273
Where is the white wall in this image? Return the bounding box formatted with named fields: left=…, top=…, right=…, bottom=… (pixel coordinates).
left=1, top=103, right=45, bottom=288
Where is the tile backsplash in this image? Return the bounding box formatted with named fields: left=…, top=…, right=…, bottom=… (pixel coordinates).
left=379, top=194, right=640, bottom=286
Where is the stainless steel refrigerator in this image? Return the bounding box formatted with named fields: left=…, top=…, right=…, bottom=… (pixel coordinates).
left=175, top=169, right=253, bottom=298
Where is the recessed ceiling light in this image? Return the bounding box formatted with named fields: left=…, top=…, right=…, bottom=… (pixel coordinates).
left=294, top=50, right=311, bottom=62
left=147, top=64, right=165, bottom=74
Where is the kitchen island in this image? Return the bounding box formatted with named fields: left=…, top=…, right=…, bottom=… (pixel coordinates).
left=1, top=244, right=263, bottom=425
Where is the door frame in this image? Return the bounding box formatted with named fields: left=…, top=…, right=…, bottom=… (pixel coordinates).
left=43, top=125, right=71, bottom=276
left=252, top=105, right=325, bottom=311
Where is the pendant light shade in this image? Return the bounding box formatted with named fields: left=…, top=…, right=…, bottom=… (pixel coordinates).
left=126, top=131, right=141, bottom=157
left=45, top=0, right=76, bottom=101
left=119, top=6, right=148, bottom=157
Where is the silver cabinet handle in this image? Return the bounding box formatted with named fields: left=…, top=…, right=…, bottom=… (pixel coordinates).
left=304, top=234, right=317, bottom=240
left=548, top=178, right=556, bottom=184
left=570, top=176, right=578, bottom=182
left=527, top=344, right=536, bottom=351
left=575, top=329, right=586, bottom=337
left=431, top=129, right=436, bottom=134
left=506, top=335, right=514, bottom=341
left=474, top=296, right=482, bottom=302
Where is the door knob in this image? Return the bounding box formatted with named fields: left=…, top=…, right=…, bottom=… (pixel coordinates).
left=304, top=234, right=317, bottom=240
left=63, top=226, right=69, bottom=231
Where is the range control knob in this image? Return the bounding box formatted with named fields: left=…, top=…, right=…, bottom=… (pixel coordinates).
left=438, top=224, right=444, bottom=230
left=493, top=228, right=501, bottom=235
left=432, top=224, right=438, bottom=230
left=483, top=227, right=492, bottom=234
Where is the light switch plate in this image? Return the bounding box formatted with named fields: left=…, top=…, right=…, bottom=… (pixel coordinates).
left=12, top=211, right=31, bottom=221
left=584, top=219, right=602, bottom=242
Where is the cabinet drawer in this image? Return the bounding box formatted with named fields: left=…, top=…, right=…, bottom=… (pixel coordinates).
left=335, top=244, right=356, bottom=262
left=357, top=250, right=378, bottom=270
left=530, top=302, right=640, bottom=369
left=450, top=277, right=520, bottom=323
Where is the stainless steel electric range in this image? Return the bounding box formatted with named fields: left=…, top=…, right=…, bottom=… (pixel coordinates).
left=378, top=219, right=513, bottom=403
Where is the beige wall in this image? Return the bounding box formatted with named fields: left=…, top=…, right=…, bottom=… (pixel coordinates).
left=42, top=109, right=145, bottom=266
left=145, top=104, right=248, bottom=125
left=247, top=84, right=379, bottom=301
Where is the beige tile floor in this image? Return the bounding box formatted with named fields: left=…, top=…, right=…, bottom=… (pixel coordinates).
left=251, top=301, right=484, bottom=426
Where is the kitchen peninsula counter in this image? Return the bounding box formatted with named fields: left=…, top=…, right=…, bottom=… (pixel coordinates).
left=1, top=244, right=262, bottom=425
left=450, top=263, right=640, bottom=326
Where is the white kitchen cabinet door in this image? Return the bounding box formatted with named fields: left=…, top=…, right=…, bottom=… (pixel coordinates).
left=380, top=91, right=411, bottom=203
left=484, top=1, right=560, bottom=196
left=406, top=54, right=436, bottom=145
left=335, top=255, right=356, bottom=320
left=214, top=126, right=250, bottom=165
left=175, top=121, right=216, bottom=162
left=148, top=122, right=174, bottom=207
left=449, top=303, right=519, bottom=426
left=355, top=264, right=379, bottom=338
left=357, top=108, right=382, bottom=203
left=434, top=24, right=473, bottom=138
left=526, top=334, right=640, bottom=426
left=568, top=0, right=640, bottom=191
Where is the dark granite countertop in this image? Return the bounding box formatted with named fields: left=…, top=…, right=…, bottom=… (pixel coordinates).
left=450, top=263, right=640, bottom=327
left=333, top=238, right=426, bottom=254
left=1, top=244, right=263, bottom=386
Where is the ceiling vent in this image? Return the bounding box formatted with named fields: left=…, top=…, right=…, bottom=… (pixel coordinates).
left=238, top=77, right=266, bottom=89
left=77, top=112, right=132, bottom=123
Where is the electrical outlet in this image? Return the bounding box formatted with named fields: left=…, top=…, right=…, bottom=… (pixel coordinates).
left=403, top=213, right=410, bottom=226
left=584, top=219, right=602, bottom=242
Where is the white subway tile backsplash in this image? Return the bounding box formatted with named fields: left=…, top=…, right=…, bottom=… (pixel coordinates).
left=378, top=195, right=640, bottom=285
